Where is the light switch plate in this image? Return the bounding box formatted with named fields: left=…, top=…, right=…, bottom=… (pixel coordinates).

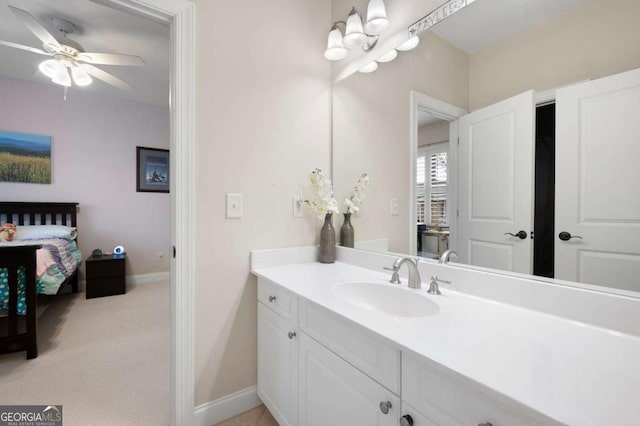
left=226, top=193, right=243, bottom=218
left=390, top=198, right=399, bottom=216
left=292, top=194, right=304, bottom=218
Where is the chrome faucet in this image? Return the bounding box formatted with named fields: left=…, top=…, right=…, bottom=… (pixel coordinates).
left=438, top=249, right=458, bottom=264
left=427, top=275, right=451, bottom=295
left=390, top=257, right=422, bottom=289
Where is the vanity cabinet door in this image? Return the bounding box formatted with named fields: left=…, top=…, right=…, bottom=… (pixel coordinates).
left=299, top=332, right=399, bottom=426
left=257, top=303, right=298, bottom=426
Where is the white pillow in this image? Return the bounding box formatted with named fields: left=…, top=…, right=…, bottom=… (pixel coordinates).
left=14, top=225, right=77, bottom=241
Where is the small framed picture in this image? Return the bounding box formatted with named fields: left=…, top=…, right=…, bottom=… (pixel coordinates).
left=136, top=147, right=169, bottom=193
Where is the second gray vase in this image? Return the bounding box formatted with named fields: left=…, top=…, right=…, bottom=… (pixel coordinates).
left=319, top=213, right=336, bottom=263
left=340, top=213, right=354, bottom=248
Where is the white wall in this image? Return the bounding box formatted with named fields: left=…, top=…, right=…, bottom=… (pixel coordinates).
left=0, top=76, right=170, bottom=277
left=333, top=31, right=468, bottom=254
left=418, top=120, right=449, bottom=147
left=469, top=0, right=640, bottom=109
left=193, top=0, right=332, bottom=405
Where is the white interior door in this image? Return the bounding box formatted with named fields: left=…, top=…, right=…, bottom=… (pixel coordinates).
left=555, top=68, right=640, bottom=292
left=457, top=90, right=535, bottom=273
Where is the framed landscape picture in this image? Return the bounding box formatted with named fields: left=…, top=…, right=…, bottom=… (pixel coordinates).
left=0, top=130, right=51, bottom=184
left=137, top=146, right=169, bottom=193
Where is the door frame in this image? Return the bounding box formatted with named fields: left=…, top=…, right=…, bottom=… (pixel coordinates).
left=100, top=0, right=195, bottom=424
left=409, top=91, right=467, bottom=255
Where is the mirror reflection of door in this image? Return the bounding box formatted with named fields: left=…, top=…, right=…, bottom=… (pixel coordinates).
left=416, top=115, right=450, bottom=259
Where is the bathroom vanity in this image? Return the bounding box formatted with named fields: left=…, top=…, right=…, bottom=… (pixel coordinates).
left=252, top=246, right=640, bottom=426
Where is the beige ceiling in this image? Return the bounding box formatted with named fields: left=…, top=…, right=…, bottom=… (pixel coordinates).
left=0, top=0, right=169, bottom=106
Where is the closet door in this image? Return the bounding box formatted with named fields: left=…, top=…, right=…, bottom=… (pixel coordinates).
left=555, top=68, right=640, bottom=292
left=457, top=90, right=535, bottom=273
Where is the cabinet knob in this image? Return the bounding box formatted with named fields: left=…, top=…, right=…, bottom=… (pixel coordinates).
left=268, top=295, right=277, bottom=302
left=288, top=331, right=296, bottom=340
left=478, top=423, right=493, bottom=426
left=379, top=401, right=392, bottom=415
left=399, top=414, right=414, bottom=426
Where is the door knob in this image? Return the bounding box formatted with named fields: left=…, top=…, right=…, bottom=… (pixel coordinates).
left=504, top=230, right=527, bottom=239
left=559, top=231, right=583, bottom=241
left=379, top=401, right=392, bottom=415
left=399, top=415, right=414, bottom=426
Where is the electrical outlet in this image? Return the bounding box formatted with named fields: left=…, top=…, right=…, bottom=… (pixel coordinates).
left=390, top=198, right=399, bottom=216
left=292, top=192, right=304, bottom=218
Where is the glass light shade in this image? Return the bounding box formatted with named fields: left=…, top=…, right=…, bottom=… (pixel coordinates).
left=359, top=61, right=378, bottom=73
left=343, top=8, right=367, bottom=48
left=52, top=66, right=71, bottom=87
left=71, top=65, right=92, bottom=86
left=364, top=0, right=390, bottom=35
left=324, top=27, right=348, bottom=61
left=38, top=59, right=60, bottom=79
left=377, top=49, right=397, bottom=63
left=397, top=36, right=420, bottom=51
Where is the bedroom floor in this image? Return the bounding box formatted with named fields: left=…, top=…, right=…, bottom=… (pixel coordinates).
left=0, top=280, right=169, bottom=425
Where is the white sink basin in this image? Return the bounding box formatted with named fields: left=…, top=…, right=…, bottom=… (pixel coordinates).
left=332, top=282, right=440, bottom=318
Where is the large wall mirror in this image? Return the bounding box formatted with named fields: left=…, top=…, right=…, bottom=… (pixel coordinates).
left=332, top=0, right=640, bottom=296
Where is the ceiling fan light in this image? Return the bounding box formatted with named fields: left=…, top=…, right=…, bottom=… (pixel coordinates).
left=52, top=67, right=71, bottom=87
left=343, top=8, right=367, bottom=48
left=38, top=59, right=60, bottom=79
left=364, top=0, right=390, bottom=35
left=324, top=27, right=348, bottom=61
left=397, top=36, right=420, bottom=51
left=71, top=65, right=92, bottom=86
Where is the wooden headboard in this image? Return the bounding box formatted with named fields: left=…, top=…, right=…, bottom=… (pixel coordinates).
left=0, top=202, right=79, bottom=227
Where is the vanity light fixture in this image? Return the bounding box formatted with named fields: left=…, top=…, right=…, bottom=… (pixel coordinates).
left=397, top=35, right=420, bottom=51
left=358, top=61, right=378, bottom=73
left=324, top=0, right=390, bottom=61
left=376, top=49, right=397, bottom=63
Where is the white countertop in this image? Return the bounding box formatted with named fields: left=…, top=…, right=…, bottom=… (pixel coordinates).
left=253, top=261, right=640, bottom=426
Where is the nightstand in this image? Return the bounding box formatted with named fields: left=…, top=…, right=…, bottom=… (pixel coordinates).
left=85, top=254, right=126, bottom=299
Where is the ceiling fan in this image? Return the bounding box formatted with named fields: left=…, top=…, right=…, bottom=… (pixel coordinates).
left=0, top=5, right=144, bottom=91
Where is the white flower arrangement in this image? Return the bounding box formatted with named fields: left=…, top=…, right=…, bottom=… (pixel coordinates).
left=304, top=168, right=340, bottom=219
left=344, top=173, right=369, bottom=214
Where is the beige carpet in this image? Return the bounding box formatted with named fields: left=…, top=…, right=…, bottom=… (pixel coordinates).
left=215, top=405, right=278, bottom=426
left=0, top=281, right=170, bottom=425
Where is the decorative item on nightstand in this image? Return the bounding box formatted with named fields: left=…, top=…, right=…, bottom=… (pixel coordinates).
left=113, top=245, right=125, bottom=256
left=341, top=173, right=369, bottom=248
left=303, top=168, right=339, bottom=263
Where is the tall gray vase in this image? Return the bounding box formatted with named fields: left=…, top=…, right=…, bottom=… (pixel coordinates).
left=319, top=213, right=336, bottom=263
left=340, top=213, right=354, bottom=248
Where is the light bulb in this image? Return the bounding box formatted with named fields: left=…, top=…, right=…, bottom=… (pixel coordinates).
left=377, top=49, right=397, bottom=63
left=364, top=0, right=390, bottom=35
left=38, top=59, right=59, bottom=79
left=71, top=65, right=92, bottom=86
left=397, top=36, right=420, bottom=51
left=359, top=61, right=378, bottom=73
left=343, top=8, right=367, bottom=48
left=324, top=26, right=348, bottom=61
left=52, top=66, right=71, bottom=87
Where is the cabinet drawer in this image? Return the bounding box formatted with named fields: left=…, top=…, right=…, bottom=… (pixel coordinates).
left=299, top=299, right=400, bottom=394
left=86, top=276, right=125, bottom=299
left=402, top=353, right=559, bottom=426
left=258, top=278, right=298, bottom=325
left=86, top=259, right=125, bottom=279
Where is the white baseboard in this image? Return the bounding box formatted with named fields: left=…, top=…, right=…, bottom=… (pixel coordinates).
left=127, top=271, right=170, bottom=285
left=193, top=385, right=262, bottom=426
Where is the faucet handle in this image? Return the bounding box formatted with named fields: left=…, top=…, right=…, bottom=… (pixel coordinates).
left=427, top=275, right=442, bottom=295
left=383, top=267, right=401, bottom=284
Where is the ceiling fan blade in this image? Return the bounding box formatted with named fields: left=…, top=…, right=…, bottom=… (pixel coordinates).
left=8, top=6, right=61, bottom=51
left=77, top=52, right=145, bottom=66
left=0, top=40, right=50, bottom=56
left=80, top=64, right=132, bottom=91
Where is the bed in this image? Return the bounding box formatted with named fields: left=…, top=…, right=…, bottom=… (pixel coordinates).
left=0, top=202, right=81, bottom=359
